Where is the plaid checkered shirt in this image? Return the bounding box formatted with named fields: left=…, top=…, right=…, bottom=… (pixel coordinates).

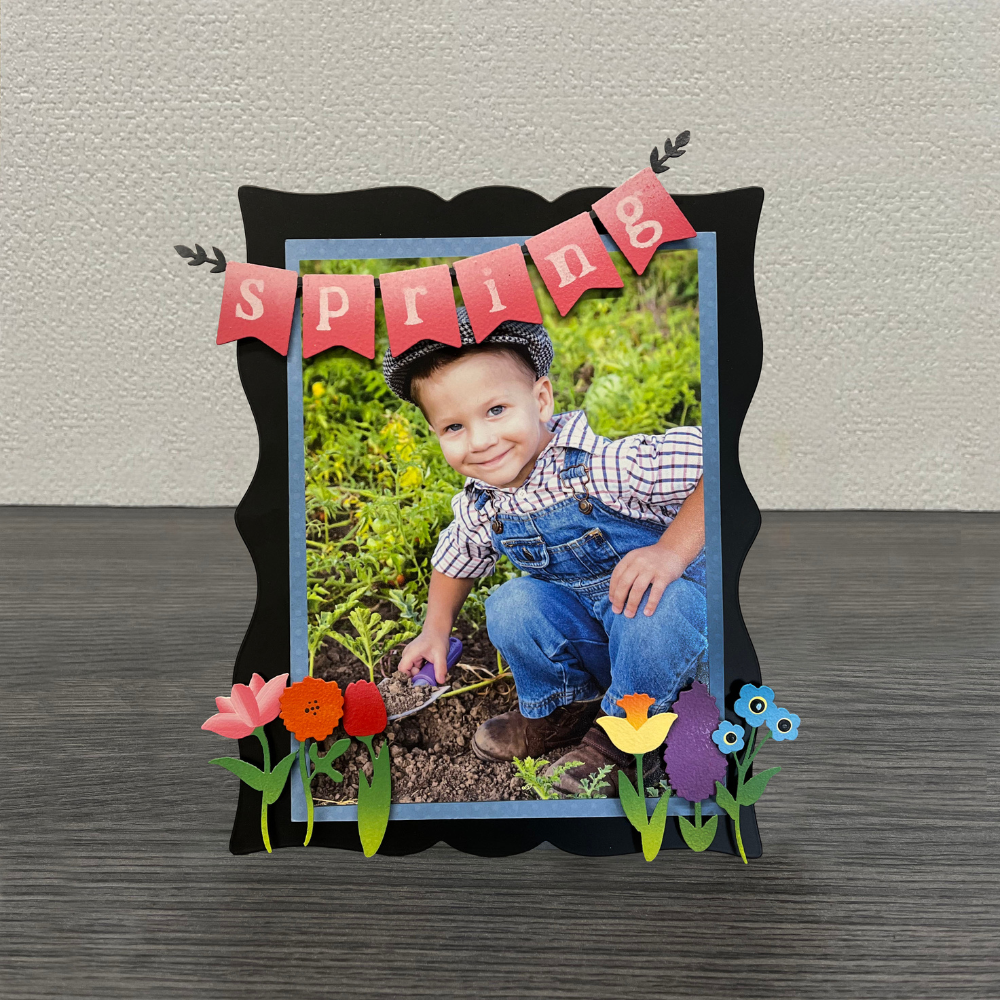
left=431, top=410, right=703, bottom=579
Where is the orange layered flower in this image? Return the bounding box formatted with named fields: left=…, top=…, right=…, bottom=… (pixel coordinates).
left=278, top=677, right=344, bottom=741
left=618, top=693, right=657, bottom=729
left=597, top=692, right=676, bottom=754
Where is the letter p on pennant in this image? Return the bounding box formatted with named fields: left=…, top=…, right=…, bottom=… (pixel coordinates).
left=216, top=262, right=299, bottom=356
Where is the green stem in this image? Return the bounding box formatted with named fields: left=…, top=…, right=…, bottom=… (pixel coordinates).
left=695, top=800, right=702, bottom=829
left=744, top=726, right=771, bottom=769
left=438, top=670, right=510, bottom=699
left=635, top=753, right=646, bottom=815
left=298, top=741, right=315, bottom=847
left=254, top=727, right=272, bottom=854
left=308, top=646, right=316, bottom=678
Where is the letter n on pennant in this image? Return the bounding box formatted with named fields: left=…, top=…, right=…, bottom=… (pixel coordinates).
left=301, top=273, right=376, bottom=359
left=380, top=264, right=461, bottom=356
left=592, top=167, right=696, bottom=274
left=525, top=213, right=622, bottom=316
left=216, top=262, right=299, bottom=356
left=453, top=244, right=542, bottom=342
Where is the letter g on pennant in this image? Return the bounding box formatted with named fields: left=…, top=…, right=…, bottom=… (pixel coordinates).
left=592, top=167, right=696, bottom=274
left=525, top=213, right=622, bottom=316
left=216, top=262, right=299, bottom=356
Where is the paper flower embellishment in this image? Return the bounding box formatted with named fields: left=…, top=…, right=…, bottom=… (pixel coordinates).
left=202, top=672, right=288, bottom=739
left=714, top=685, right=802, bottom=863
left=663, top=682, right=727, bottom=802
left=343, top=680, right=391, bottom=857
left=712, top=721, right=746, bottom=753
left=597, top=693, right=677, bottom=755
left=733, top=683, right=776, bottom=728
left=202, top=672, right=293, bottom=854
left=769, top=707, right=800, bottom=741
left=343, top=679, right=388, bottom=737
left=279, top=677, right=344, bottom=742
left=279, top=677, right=349, bottom=847
left=598, top=694, right=678, bottom=862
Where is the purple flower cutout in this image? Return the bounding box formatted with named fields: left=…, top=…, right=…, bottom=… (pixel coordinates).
left=663, top=681, right=728, bottom=801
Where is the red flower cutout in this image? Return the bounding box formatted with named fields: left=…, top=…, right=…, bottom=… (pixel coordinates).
left=343, top=679, right=387, bottom=737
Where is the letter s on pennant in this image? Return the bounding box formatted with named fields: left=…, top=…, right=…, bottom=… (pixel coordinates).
left=302, top=272, right=376, bottom=359
left=216, top=262, right=299, bottom=356
left=525, top=213, right=622, bottom=316
left=591, top=167, right=696, bottom=274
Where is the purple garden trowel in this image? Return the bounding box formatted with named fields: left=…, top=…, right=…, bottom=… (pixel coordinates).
left=386, top=637, right=464, bottom=722
left=412, top=636, right=464, bottom=687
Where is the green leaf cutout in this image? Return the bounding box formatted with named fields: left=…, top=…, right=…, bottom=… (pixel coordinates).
left=263, top=752, right=298, bottom=806
left=642, top=789, right=671, bottom=862
left=357, top=738, right=391, bottom=858
left=617, top=770, right=649, bottom=832
left=738, top=766, right=781, bottom=806
left=714, top=781, right=739, bottom=821
left=310, top=738, right=350, bottom=782
left=678, top=813, right=719, bottom=852
left=211, top=757, right=267, bottom=792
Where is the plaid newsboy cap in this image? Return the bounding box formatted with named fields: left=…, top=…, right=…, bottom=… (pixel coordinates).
left=382, top=306, right=554, bottom=402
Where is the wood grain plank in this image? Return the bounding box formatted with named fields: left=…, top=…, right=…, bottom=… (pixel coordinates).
left=1, top=508, right=997, bottom=999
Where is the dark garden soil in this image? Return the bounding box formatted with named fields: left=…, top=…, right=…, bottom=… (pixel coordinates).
left=311, top=623, right=536, bottom=804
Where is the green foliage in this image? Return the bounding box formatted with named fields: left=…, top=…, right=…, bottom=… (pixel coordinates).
left=678, top=801, right=719, bottom=852
left=328, top=606, right=420, bottom=684
left=300, top=251, right=700, bottom=664
left=309, top=737, right=351, bottom=782
left=210, top=752, right=297, bottom=805
left=575, top=764, right=614, bottom=799
left=618, top=761, right=672, bottom=862
left=512, top=755, right=583, bottom=801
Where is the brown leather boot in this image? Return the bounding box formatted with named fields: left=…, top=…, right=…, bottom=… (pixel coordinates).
left=545, top=724, right=663, bottom=797
left=471, top=700, right=602, bottom=763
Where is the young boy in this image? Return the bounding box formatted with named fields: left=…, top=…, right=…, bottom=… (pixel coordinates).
left=391, top=307, right=707, bottom=795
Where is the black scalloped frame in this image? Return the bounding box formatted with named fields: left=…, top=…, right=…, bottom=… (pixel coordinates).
left=227, top=184, right=765, bottom=858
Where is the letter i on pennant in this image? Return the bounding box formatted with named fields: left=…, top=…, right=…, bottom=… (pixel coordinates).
left=591, top=167, right=696, bottom=274
left=216, top=262, right=299, bottom=356
left=379, top=264, right=462, bottom=356
left=301, top=273, right=376, bottom=359
left=525, top=213, right=622, bottom=316
left=453, top=244, right=541, bottom=342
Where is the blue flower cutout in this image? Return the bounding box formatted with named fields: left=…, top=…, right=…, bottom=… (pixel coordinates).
left=712, top=721, right=746, bottom=753
left=734, top=684, right=775, bottom=728
left=768, top=707, right=800, bottom=741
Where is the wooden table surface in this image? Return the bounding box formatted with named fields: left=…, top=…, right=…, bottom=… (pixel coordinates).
left=1, top=507, right=997, bottom=999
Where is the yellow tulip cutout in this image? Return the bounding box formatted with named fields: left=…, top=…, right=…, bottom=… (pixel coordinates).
left=597, top=693, right=678, bottom=862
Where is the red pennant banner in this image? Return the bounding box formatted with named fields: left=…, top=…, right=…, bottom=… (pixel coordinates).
left=301, top=273, right=376, bottom=359
left=524, top=213, right=623, bottom=316
left=379, top=264, right=462, bottom=356
left=453, top=244, right=542, bottom=342
left=592, top=167, right=696, bottom=274
left=216, top=263, right=299, bottom=355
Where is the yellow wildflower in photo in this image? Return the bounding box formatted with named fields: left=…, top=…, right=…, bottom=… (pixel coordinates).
left=398, top=466, right=423, bottom=490
left=597, top=693, right=677, bottom=755
left=311, top=382, right=325, bottom=398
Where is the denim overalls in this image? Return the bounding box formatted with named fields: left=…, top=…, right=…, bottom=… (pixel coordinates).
left=478, top=447, right=708, bottom=719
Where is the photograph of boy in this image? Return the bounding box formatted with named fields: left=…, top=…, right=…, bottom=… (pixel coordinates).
left=394, top=307, right=707, bottom=796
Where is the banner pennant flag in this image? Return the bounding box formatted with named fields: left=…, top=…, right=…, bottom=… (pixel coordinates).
left=524, top=212, right=623, bottom=316
left=592, top=167, right=696, bottom=274
left=302, top=273, right=376, bottom=359
left=380, top=264, right=462, bottom=357
left=453, top=244, right=542, bottom=342
left=216, top=262, right=299, bottom=356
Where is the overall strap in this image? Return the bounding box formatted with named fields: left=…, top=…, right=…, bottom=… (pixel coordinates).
left=468, top=484, right=492, bottom=512
left=558, top=447, right=594, bottom=514
left=558, top=447, right=591, bottom=484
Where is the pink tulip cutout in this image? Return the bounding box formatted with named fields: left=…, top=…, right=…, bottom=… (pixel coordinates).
left=202, top=673, right=289, bottom=738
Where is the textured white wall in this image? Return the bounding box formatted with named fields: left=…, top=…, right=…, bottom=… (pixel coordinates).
left=1, top=2, right=997, bottom=508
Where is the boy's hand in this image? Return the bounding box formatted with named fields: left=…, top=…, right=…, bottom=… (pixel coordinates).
left=609, top=544, right=689, bottom=618
left=397, top=630, right=451, bottom=685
